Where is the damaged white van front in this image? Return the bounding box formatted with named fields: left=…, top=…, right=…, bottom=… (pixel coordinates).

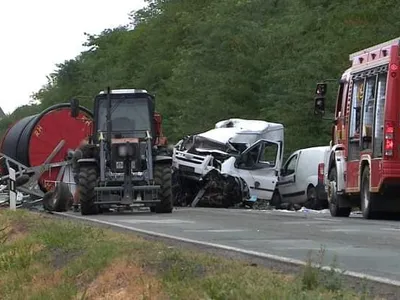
left=172, top=118, right=284, bottom=207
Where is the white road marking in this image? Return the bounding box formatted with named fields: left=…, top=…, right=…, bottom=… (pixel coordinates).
left=183, top=229, right=247, bottom=233
left=53, top=212, right=400, bottom=287
left=120, top=219, right=195, bottom=224
left=380, top=227, right=400, bottom=232
left=242, top=209, right=273, bottom=213
left=322, top=228, right=362, bottom=232
left=282, top=220, right=336, bottom=225
left=313, top=217, right=340, bottom=222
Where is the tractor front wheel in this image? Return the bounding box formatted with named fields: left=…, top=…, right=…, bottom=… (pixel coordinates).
left=153, top=163, right=173, bottom=213
left=79, top=165, right=99, bottom=215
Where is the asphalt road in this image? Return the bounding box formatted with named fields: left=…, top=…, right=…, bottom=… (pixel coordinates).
left=61, top=207, right=400, bottom=284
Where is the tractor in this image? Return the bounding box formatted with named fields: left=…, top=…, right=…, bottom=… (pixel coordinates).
left=70, top=87, right=173, bottom=215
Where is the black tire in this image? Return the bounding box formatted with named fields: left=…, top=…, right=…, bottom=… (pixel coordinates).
left=305, top=185, right=315, bottom=209
left=328, top=166, right=351, bottom=217
left=42, top=182, right=72, bottom=212
left=42, top=191, right=55, bottom=211
left=361, top=165, right=378, bottom=219
left=53, top=182, right=73, bottom=212
left=306, top=185, right=323, bottom=210
left=171, top=170, right=184, bottom=206
left=79, top=165, right=99, bottom=215
left=153, top=163, right=173, bottom=213
left=270, top=190, right=282, bottom=208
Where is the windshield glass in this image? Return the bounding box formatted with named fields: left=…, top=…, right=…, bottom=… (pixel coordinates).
left=188, top=136, right=229, bottom=153
left=97, top=98, right=151, bottom=132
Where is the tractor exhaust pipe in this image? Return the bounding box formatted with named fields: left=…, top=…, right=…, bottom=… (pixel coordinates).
left=106, top=86, right=112, bottom=146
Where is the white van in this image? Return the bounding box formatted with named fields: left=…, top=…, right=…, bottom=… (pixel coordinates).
left=276, top=146, right=330, bottom=209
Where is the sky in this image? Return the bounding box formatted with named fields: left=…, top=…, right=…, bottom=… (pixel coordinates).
left=0, top=0, right=147, bottom=114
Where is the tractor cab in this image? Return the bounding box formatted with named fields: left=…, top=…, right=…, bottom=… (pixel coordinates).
left=93, top=89, right=156, bottom=142
left=93, top=89, right=157, bottom=174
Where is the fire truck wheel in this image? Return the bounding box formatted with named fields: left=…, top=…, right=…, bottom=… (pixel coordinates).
left=361, top=165, right=378, bottom=219
left=328, top=166, right=351, bottom=217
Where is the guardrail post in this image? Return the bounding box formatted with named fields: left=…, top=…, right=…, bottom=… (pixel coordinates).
left=9, top=167, right=16, bottom=210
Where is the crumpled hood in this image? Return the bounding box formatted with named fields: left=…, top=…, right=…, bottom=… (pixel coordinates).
left=197, top=127, right=241, bottom=145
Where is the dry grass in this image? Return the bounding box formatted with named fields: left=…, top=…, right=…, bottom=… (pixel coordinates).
left=23, top=265, right=64, bottom=295
left=0, top=219, right=28, bottom=244
left=79, top=258, right=166, bottom=300
left=0, top=209, right=371, bottom=300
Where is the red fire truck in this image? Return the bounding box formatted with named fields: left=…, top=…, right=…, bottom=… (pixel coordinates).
left=314, top=37, right=400, bottom=219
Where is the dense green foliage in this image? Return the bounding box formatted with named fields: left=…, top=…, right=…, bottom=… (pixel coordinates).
left=1, top=0, right=400, bottom=156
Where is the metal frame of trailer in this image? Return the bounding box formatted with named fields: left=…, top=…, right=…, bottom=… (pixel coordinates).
left=0, top=139, right=74, bottom=208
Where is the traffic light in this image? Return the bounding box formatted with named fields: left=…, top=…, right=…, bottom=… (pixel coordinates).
left=315, top=98, right=325, bottom=114
left=315, top=82, right=327, bottom=97
left=314, top=82, right=327, bottom=115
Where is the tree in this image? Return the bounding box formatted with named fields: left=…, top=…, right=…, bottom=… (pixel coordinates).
left=7, top=0, right=400, bottom=156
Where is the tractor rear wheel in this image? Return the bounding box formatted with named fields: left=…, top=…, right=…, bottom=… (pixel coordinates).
left=153, top=163, right=173, bottom=213
left=79, top=165, right=99, bottom=215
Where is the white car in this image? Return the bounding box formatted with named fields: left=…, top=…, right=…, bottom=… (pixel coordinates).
left=276, top=146, right=330, bottom=209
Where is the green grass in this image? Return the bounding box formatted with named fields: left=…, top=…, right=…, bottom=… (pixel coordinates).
left=0, top=209, right=370, bottom=300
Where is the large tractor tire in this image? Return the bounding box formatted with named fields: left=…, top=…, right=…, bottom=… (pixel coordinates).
left=153, top=163, right=173, bottom=213
left=79, top=165, right=99, bottom=215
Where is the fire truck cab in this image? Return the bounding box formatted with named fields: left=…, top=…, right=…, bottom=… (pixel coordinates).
left=314, top=37, right=400, bottom=219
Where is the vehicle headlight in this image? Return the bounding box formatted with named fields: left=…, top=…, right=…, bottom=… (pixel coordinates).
left=118, top=143, right=135, bottom=157
left=118, top=145, right=128, bottom=157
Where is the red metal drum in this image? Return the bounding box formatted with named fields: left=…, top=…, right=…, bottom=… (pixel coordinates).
left=0, top=103, right=93, bottom=192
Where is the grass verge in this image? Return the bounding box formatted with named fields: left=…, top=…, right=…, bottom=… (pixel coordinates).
left=0, top=209, right=371, bottom=300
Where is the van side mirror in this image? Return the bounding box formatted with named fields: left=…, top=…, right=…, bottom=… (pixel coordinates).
left=314, top=82, right=326, bottom=116
left=70, top=98, right=80, bottom=118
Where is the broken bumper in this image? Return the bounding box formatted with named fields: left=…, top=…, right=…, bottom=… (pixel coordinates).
left=172, top=150, right=250, bottom=207
left=172, top=149, right=215, bottom=180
